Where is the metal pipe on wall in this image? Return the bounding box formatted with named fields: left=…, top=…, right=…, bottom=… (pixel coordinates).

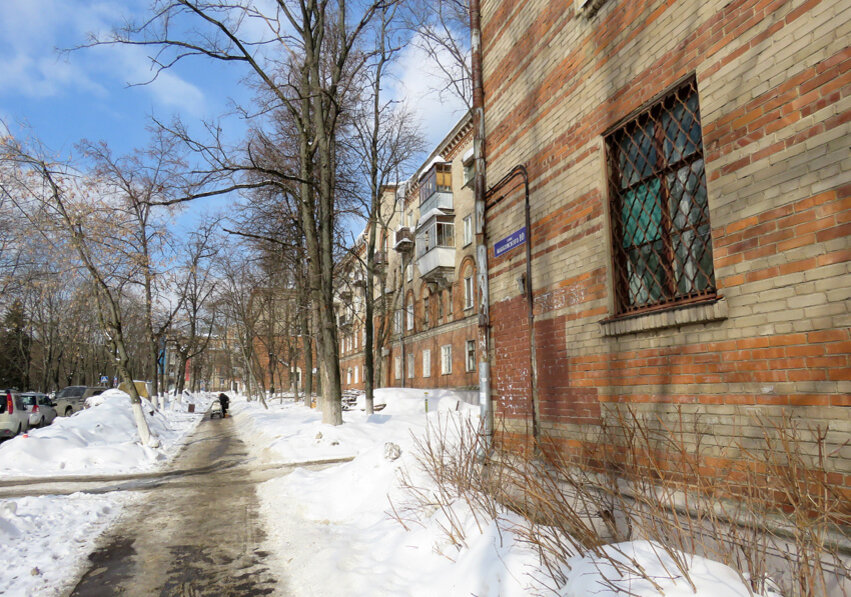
left=469, top=0, right=493, bottom=449
left=485, top=165, right=538, bottom=442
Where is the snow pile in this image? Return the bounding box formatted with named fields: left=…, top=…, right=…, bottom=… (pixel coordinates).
left=0, top=390, right=206, bottom=477
left=234, top=389, right=769, bottom=597
left=0, top=493, right=132, bottom=597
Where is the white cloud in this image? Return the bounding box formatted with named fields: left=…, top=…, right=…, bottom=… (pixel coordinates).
left=0, top=0, right=205, bottom=115
left=390, top=35, right=469, bottom=150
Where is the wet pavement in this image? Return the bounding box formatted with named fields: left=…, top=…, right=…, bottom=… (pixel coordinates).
left=63, top=417, right=288, bottom=596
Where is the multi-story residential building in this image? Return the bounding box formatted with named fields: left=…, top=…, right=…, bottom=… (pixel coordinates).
left=476, top=0, right=849, bottom=487
left=339, top=113, right=480, bottom=401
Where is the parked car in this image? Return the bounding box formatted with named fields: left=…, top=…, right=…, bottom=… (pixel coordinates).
left=0, top=390, right=30, bottom=439
left=54, top=386, right=108, bottom=417
left=21, top=392, right=57, bottom=428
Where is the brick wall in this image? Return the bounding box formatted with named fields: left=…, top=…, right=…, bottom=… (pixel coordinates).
left=481, top=0, right=850, bottom=489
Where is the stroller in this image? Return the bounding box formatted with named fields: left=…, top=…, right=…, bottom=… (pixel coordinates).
left=210, top=398, right=224, bottom=419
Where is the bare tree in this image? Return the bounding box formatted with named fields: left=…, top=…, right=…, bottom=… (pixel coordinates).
left=80, top=131, right=191, bottom=404
left=348, top=5, right=424, bottom=414
left=171, top=221, right=220, bottom=395
left=90, top=0, right=403, bottom=425
left=1, top=135, right=158, bottom=446
left=404, top=0, right=472, bottom=107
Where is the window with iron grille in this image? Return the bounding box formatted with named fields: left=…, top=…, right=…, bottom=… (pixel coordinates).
left=605, top=77, right=715, bottom=315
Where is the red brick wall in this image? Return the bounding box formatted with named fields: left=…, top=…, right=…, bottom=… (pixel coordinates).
left=481, top=0, right=850, bottom=486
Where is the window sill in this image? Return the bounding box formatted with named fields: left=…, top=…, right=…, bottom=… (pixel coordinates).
left=600, top=297, right=727, bottom=337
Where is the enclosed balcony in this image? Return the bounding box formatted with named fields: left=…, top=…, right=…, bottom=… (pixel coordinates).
left=419, top=162, right=453, bottom=215
left=416, top=214, right=455, bottom=287
left=393, top=226, right=413, bottom=252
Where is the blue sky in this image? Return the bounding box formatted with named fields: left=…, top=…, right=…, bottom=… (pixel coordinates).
left=0, top=0, right=468, bottom=231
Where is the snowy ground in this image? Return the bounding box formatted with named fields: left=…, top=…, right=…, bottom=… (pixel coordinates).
left=232, top=389, right=766, bottom=597
left=0, top=387, right=770, bottom=596
left=0, top=390, right=211, bottom=596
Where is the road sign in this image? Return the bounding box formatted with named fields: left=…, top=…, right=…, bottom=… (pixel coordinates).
left=100, top=375, right=109, bottom=385
left=494, top=227, right=527, bottom=258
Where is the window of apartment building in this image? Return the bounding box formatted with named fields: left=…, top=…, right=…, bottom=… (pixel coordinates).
left=463, top=214, right=473, bottom=246
left=463, top=159, right=475, bottom=187
left=406, top=263, right=413, bottom=282
left=394, top=356, right=403, bottom=380
left=423, top=294, right=430, bottom=328
left=464, top=274, right=474, bottom=310
left=605, top=77, right=715, bottom=315
left=447, top=286, right=453, bottom=319
left=407, top=353, right=415, bottom=379
left=465, top=340, right=476, bottom=372
left=347, top=368, right=352, bottom=385
left=354, top=366, right=359, bottom=384
left=422, top=349, right=431, bottom=378
left=394, top=309, right=403, bottom=334
left=441, top=344, right=452, bottom=375
left=437, top=292, right=444, bottom=321
left=406, top=296, right=414, bottom=330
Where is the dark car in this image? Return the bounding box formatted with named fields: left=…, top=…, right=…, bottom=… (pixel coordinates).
left=54, top=386, right=108, bottom=417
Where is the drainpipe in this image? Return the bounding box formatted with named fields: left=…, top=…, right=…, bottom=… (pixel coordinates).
left=485, top=166, right=538, bottom=443
left=470, top=0, right=492, bottom=449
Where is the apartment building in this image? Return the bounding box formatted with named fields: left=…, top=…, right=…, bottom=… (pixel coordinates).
left=477, top=0, right=849, bottom=486
left=339, top=113, right=480, bottom=400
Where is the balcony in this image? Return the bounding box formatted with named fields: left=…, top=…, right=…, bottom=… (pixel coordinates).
left=416, top=213, right=455, bottom=287
left=419, top=162, right=453, bottom=215
left=393, top=227, right=413, bottom=252
left=374, top=251, right=388, bottom=267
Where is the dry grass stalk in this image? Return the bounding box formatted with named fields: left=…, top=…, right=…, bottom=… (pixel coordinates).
left=390, top=407, right=849, bottom=596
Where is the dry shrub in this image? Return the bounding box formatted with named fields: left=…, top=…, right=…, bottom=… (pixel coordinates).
left=391, top=407, right=850, bottom=596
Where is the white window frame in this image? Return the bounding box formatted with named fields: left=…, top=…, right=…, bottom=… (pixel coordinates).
left=394, top=309, right=403, bottom=334
left=354, top=366, right=359, bottom=384
left=465, top=340, right=476, bottom=372
left=441, top=344, right=452, bottom=375
left=407, top=352, right=415, bottom=379
left=422, top=349, right=431, bottom=378
left=347, top=368, right=352, bottom=384
left=394, top=356, right=403, bottom=380
left=406, top=299, right=414, bottom=330
left=464, top=275, right=474, bottom=310
left=463, top=214, right=473, bottom=246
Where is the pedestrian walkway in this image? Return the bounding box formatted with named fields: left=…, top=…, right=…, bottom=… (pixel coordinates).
left=67, top=416, right=283, bottom=596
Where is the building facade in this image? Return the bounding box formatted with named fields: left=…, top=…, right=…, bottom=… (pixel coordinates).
left=339, top=114, right=480, bottom=399
left=479, top=0, right=849, bottom=485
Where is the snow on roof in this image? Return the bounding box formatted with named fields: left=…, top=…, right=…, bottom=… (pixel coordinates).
left=462, top=146, right=474, bottom=163
left=416, top=155, right=446, bottom=181
left=416, top=207, right=451, bottom=229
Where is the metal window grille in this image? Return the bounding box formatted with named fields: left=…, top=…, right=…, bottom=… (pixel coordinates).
left=606, top=77, right=716, bottom=315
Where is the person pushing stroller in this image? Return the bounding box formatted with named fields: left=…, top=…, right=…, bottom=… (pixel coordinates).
left=217, top=393, right=230, bottom=417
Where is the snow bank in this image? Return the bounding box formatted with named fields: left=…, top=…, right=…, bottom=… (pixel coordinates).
left=0, top=493, right=132, bottom=597
left=0, top=390, right=207, bottom=477
left=234, top=389, right=769, bottom=597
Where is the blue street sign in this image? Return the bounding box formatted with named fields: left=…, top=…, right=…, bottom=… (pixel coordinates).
left=494, top=227, right=527, bottom=258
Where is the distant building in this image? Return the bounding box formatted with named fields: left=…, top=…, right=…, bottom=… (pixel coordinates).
left=339, top=113, right=480, bottom=400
